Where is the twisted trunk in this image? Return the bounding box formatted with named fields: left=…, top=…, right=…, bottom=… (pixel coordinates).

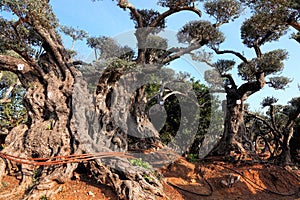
left=216, top=97, right=247, bottom=156
left=0, top=60, right=165, bottom=200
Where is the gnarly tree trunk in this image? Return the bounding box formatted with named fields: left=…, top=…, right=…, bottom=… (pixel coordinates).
left=0, top=63, right=165, bottom=199
left=217, top=98, right=246, bottom=155
left=280, top=127, right=293, bottom=165
left=72, top=66, right=165, bottom=199
left=0, top=51, right=165, bottom=200
left=0, top=62, right=80, bottom=199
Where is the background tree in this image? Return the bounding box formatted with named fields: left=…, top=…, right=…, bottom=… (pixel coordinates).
left=191, top=0, right=300, bottom=156
left=246, top=96, right=300, bottom=164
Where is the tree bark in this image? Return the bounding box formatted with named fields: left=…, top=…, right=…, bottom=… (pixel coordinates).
left=216, top=95, right=247, bottom=156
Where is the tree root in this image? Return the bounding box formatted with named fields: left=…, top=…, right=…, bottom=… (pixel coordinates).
left=89, top=159, right=165, bottom=200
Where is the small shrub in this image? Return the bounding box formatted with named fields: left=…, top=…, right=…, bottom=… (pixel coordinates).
left=130, top=158, right=152, bottom=170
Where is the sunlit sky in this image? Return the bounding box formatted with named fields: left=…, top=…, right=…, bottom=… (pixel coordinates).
left=50, top=1, right=299, bottom=111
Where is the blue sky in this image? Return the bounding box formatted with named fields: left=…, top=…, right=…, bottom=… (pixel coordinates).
left=50, top=0, right=300, bottom=111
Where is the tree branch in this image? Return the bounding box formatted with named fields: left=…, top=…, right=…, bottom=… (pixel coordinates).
left=287, top=18, right=300, bottom=32
left=0, top=55, right=31, bottom=74
left=212, top=48, right=248, bottom=63
left=237, top=72, right=265, bottom=97
left=253, top=42, right=262, bottom=58
left=118, top=0, right=143, bottom=28
left=162, top=43, right=203, bottom=64
left=221, top=73, right=237, bottom=90
left=245, top=110, right=281, bottom=138
left=150, top=6, right=201, bottom=27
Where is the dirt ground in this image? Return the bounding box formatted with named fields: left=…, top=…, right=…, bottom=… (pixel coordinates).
left=0, top=157, right=300, bottom=200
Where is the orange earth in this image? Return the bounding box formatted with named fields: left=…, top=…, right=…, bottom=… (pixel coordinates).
left=1, top=157, right=300, bottom=200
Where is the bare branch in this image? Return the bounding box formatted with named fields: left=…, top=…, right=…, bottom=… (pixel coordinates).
left=117, top=0, right=143, bottom=28
left=150, top=6, right=201, bottom=27
left=212, top=48, right=248, bottom=63
left=0, top=80, right=21, bottom=104
left=246, top=110, right=281, bottom=137
left=162, top=43, right=203, bottom=64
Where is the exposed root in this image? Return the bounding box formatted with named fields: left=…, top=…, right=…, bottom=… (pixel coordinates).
left=89, top=159, right=165, bottom=200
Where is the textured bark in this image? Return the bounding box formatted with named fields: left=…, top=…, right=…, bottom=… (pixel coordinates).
left=0, top=63, right=165, bottom=199
left=216, top=96, right=247, bottom=156
left=72, top=66, right=165, bottom=200
left=0, top=71, right=80, bottom=199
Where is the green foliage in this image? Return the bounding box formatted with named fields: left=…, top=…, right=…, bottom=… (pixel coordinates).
left=213, top=59, right=235, bottom=74
left=177, top=20, right=225, bottom=47
left=87, top=36, right=134, bottom=61
left=267, top=76, right=292, bottom=90
left=39, top=195, right=48, bottom=200
left=238, top=49, right=288, bottom=81
left=130, top=158, right=152, bottom=170
left=291, top=32, right=300, bottom=43
left=0, top=72, right=27, bottom=134
left=204, top=0, right=242, bottom=23
left=0, top=0, right=58, bottom=54
left=60, top=26, right=88, bottom=42
left=145, top=74, right=213, bottom=155
left=261, top=96, right=278, bottom=107
left=240, top=0, right=290, bottom=47
left=186, top=153, right=198, bottom=163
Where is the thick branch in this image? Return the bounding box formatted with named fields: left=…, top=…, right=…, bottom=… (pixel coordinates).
left=162, top=43, right=202, bottom=64
left=118, top=0, right=143, bottom=28
left=150, top=6, right=201, bottom=27
left=237, top=72, right=265, bottom=97
left=221, top=73, right=237, bottom=90
left=212, top=48, right=248, bottom=63
left=287, top=18, right=300, bottom=32
left=31, top=23, right=72, bottom=78
left=0, top=55, right=32, bottom=75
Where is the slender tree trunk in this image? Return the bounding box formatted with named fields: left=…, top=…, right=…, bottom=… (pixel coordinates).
left=280, top=126, right=294, bottom=165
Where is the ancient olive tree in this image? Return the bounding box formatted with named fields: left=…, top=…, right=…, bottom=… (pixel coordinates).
left=0, top=0, right=220, bottom=199
left=246, top=96, right=300, bottom=164
left=192, top=0, right=300, bottom=156
left=0, top=0, right=298, bottom=199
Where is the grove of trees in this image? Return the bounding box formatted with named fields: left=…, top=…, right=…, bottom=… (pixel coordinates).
left=0, top=0, right=300, bottom=199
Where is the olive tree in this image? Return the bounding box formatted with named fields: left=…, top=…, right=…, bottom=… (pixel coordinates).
left=192, top=0, right=299, bottom=156
left=0, top=0, right=299, bottom=199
